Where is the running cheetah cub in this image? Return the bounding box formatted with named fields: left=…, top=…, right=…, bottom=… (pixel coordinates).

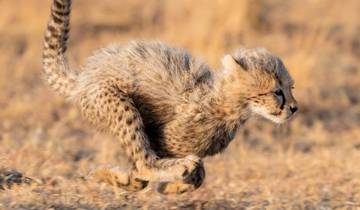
left=43, top=0, right=298, bottom=194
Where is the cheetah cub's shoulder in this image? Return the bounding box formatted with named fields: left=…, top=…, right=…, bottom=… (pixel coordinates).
left=43, top=0, right=298, bottom=195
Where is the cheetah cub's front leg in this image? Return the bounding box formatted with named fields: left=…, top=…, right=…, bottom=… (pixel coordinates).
left=81, top=85, right=202, bottom=192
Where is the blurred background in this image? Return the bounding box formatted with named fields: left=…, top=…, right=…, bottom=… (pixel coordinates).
left=0, top=0, right=360, bottom=209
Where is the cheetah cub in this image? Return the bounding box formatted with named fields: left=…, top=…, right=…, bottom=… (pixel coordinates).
left=43, top=0, right=298, bottom=194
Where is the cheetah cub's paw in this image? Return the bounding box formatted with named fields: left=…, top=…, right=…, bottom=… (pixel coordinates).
left=180, top=155, right=203, bottom=179
left=157, top=156, right=205, bottom=194
left=91, top=166, right=148, bottom=192
left=159, top=155, right=202, bottom=181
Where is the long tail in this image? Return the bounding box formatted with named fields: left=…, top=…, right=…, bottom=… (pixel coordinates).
left=43, top=0, right=76, bottom=97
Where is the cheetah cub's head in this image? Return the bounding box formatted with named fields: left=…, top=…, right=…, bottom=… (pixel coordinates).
left=222, top=48, right=298, bottom=124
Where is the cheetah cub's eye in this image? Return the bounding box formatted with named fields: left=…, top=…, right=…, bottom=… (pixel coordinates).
left=274, top=89, right=283, bottom=96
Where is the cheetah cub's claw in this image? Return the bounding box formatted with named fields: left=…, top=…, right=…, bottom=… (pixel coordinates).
left=91, top=166, right=148, bottom=192
left=157, top=155, right=205, bottom=194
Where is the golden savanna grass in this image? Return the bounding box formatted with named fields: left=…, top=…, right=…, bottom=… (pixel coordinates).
left=1, top=0, right=360, bottom=209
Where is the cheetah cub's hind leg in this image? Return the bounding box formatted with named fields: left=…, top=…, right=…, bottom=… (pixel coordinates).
left=157, top=160, right=205, bottom=194
left=80, top=84, right=202, bottom=191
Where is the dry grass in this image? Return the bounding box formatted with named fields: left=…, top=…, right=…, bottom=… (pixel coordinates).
left=0, top=0, right=360, bottom=209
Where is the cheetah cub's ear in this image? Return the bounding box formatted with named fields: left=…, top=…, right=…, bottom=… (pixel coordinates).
left=222, top=55, right=239, bottom=70
left=221, top=54, right=246, bottom=76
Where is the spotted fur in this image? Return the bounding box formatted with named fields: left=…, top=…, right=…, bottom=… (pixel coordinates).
left=43, top=0, right=298, bottom=194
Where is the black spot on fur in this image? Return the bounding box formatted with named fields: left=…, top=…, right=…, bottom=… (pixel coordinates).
left=126, top=118, right=133, bottom=125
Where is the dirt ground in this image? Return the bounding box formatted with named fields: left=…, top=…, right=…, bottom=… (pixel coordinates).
left=1, top=0, right=360, bottom=209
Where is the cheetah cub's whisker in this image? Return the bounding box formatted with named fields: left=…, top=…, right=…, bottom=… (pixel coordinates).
left=43, top=0, right=298, bottom=194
